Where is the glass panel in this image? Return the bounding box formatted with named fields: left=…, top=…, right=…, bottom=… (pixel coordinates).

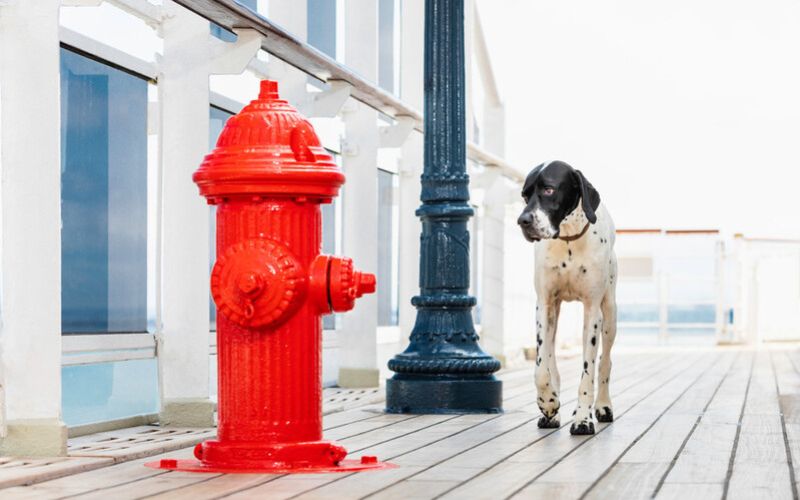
left=211, top=0, right=258, bottom=41
left=471, top=208, right=483, bottom=324
left=377, top=170, right=400, bottom=326
left=209, top=106, right=235, bottom=326
left=307, top=0, right=337, bottom=57
left=378, top=0, right=395, bottom=93
left=62, top=358, right=159, bottom=426
left=60, top=48, right=148, bottom=333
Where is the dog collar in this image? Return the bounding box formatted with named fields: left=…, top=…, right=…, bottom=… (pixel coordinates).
left=558, top=222, right=591, bottom=242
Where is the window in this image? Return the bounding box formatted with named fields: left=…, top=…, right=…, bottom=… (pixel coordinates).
left=60, top=47, right=157, bottom=426
left=60, top=47, right=148, bottom=334
left=208, top=106, right=235, bottom=326
left=377, top=169, right=400, bottom=326
left=378, top=0, right=398, bottom=93
left=211, top=0, right=258, bottom=42
left=471, top=208, right=483, bottom=324
left=307, top=0, right=337, bottom=58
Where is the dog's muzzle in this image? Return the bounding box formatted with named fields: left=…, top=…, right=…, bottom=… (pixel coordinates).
left=517, top=211, right=542, bottom=242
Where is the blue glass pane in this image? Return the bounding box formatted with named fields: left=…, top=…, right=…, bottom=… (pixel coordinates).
left=378, top=0, right=395, bottom=93
left=209, top=107, right=235, bottom=324
left=211, top=0, right=258, bottom=41
left=62, top=358, right=159, bottom=426
left=60, top=48, right=148, bottom=333
left=377, top=170, right=399, bottom=326
left=307, top=0, right=337, bottom=57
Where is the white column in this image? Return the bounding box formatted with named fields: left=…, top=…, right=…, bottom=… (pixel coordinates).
left=157, top=1, right=215, bottom=426
left=0, top=0, right=66, bottom=455
left=395, top=0, right=424, bottom=359
left=338, top=0, right=379, bottom=388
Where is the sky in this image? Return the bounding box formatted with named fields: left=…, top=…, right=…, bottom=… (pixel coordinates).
left=477, top=0, right=800, bottom=238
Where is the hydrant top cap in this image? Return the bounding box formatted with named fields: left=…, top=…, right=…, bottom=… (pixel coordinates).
left=193, top=80, right=344, bottom=201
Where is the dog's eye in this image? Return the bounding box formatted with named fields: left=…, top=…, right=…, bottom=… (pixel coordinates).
left=542, top=187, right=555, bottom=196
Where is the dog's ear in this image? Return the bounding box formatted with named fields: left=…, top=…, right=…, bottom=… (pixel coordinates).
left=573, top=169, right=601, bottom=224
left=522, top=163, right=545, bottom=201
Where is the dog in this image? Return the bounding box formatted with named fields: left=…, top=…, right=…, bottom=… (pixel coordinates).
left=517, top=160, right=617, bottom=435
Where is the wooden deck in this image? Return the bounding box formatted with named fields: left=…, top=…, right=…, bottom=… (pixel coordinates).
left=3, top=345, right=800, bottom=499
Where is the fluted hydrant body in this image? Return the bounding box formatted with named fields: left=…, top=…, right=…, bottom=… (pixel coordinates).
left=147, top=81, right=390, bottom=473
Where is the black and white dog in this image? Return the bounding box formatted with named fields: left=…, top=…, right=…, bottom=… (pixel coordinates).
left=517, top=161, right=617, bottom=435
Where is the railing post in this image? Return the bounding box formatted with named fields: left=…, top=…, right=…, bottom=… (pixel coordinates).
left=385, top=0, right=502, bottom=414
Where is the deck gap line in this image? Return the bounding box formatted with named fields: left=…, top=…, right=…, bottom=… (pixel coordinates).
left=332, top=414, right=424, bottom=441
left=323, top=412, right=395, bottom=431
left=131, top=473, right=222, bottom=500
left=43, top=354, right=663, bottom=500
left=218, top=414, right=471, bottom=500
left=501, top=352, right=714, bottom=500
left=55, top=470, right=175, bottom=500
left=427, top=351, right=691, bottom=500
left=282, top=414, right=510, bottom=500
left=508, top=354, right=673, bottom=414
left=243, top=355, right=665, bottom=500
left=773, top=350, right=799, bottom=500
left=581, top=351, right=732, bottom=500
left=648, top=351, right=741, bottom=498
left=721, top=351, right=756, bottom=500
left=429, top=352, right=687, bottom=500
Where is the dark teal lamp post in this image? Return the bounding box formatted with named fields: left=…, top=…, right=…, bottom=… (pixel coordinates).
left=385, top=0, right=502, bottom=413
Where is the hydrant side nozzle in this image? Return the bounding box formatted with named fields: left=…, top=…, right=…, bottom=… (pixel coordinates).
left=308, top=254, right=333, bottom=314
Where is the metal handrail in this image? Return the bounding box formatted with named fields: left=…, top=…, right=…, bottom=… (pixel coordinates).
left=172, top=0, right=526, bottom=183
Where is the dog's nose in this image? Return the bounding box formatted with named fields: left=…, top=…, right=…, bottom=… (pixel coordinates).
left=518, top=212, right=533, bottom=227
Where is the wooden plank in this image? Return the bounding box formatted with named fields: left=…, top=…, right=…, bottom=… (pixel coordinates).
left=584, top=463, right=670, bottom=500
left=725, top=350, right=793, bottom=500
left=660, top=351, right=753, bottom=485
left=340, top=352, right=678, bottom=500
left=656, top=482, right=724, bottom=500
left=0, top=456, right=113, bottom=491
left=0, top=448, right=196, bottom=498
left=582, top=352, right=738, bottom=498
left=436, top=352, right=706, bottom=500
left=510, top=352, right=720, bottom=498
left=773, top=349, right=800, bottom=492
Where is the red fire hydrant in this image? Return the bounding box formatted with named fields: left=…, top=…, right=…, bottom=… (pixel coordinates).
left=146, top=81, right=391, bottom=474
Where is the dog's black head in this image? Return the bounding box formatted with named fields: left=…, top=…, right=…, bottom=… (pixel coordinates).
left=517, top=161, right=600, bottom=242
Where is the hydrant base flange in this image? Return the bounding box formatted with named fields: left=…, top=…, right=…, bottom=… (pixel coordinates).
left=144, top=458, right=395, bottom=475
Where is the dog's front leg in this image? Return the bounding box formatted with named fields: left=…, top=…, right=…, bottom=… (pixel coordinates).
left=571, top=303, right=603, bottom=435
left=535, top=300, right=560, bottom=428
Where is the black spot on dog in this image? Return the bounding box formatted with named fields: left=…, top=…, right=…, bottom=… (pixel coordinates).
left=538, top=415, right=560, bottom=429
left=537, top=357, right=541, bottom=366
left=596, top=407, right=614, bottom=423
left=568, top=249, right=572, bottom=257
left=594, top=323, right=598, bottom=329
left=584, top=361, right=588, bottom=369
left=561, top=262, right=567, bottom=268
left=570, top=421, right=595, bottom=435
left=583, top=391, right=587, bottom=395
left=549, top=398, right=554, bottom=403
left=591, top=336, right=596, bottom=346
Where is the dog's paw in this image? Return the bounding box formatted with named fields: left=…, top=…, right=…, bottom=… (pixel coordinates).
left=595, top=406, right=614, bottom=423
left=570, top=421, right=595, bottom=435
left=538, top=415, right=560, bottom=429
